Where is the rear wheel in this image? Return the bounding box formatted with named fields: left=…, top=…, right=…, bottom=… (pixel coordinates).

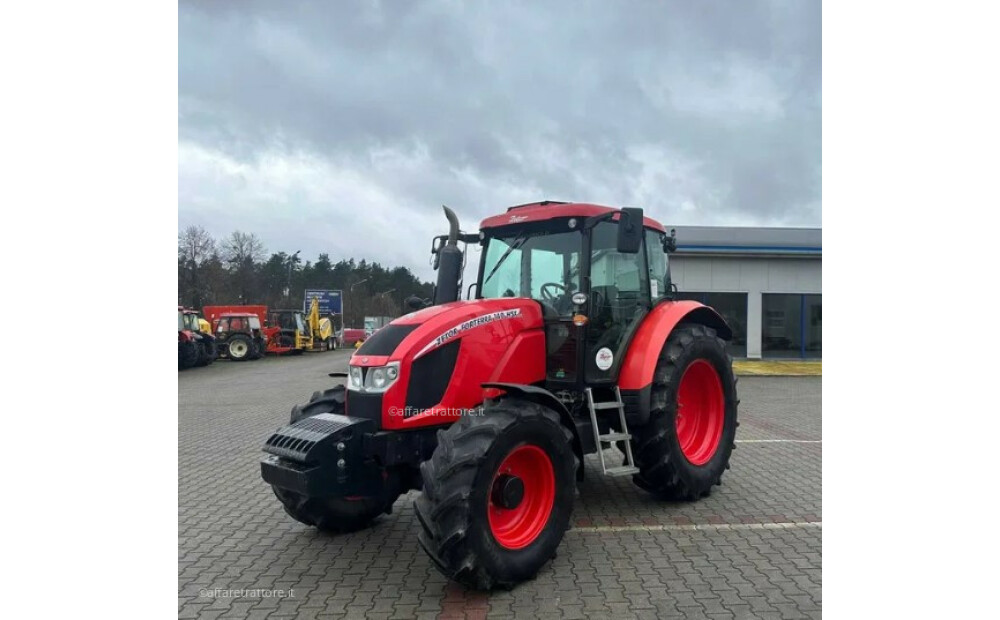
left=631, top=323, right=738, bottom=500
left=272, top=385, right=400, bottom=532
left=227, top=335, right=253, bottom=362
left=415, top=399, right=578, bottom=590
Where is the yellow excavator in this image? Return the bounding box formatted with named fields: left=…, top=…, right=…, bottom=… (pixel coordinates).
left=306, top=296, right=338, bottom=351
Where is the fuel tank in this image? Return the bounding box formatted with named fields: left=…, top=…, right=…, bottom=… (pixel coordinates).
left=347, top=298, right=546, bottom=430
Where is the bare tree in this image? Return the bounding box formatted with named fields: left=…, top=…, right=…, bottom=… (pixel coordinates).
left=222, top=231, right=267, bottom=267
left=178, top=225, right=216, bottom=265
left=178, top=226, right=217, bottom=307
left=222, top=231, right=267, bottom=303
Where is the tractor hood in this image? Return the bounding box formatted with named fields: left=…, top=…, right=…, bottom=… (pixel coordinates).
left=350, top=298, right=543, bottom=367
left=346, top=298, right=546, bottom=431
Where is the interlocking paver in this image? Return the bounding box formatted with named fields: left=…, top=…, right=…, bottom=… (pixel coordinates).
left=180, top=352, right=821, bottom=618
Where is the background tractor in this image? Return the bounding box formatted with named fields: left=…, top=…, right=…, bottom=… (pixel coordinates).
left=261, top=202, right=739, bottom=590
left=213, top=313, right=267, bottom=361
left=179, top=307, right=217, bottom=368
left=204, top=305, right=307, bottom=356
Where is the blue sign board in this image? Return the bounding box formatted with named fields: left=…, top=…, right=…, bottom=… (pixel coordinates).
left=303, top=289, right=343, bottom=315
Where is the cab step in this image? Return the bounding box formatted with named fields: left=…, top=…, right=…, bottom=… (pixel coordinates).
left=585, top=387, right=639, bottom=477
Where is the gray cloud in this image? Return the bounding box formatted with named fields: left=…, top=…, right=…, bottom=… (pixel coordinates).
left=179, top=0, right=820, bottom=280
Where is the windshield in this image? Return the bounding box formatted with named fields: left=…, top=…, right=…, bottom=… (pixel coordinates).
left=178, top=311, right=184, bottom=331
left=249, top=317, right=261, bottom=330
left=480, top=230, right=581, bottom=314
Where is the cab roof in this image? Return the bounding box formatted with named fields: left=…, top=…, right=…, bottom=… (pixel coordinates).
left=480, top=201, right=666, bottom=233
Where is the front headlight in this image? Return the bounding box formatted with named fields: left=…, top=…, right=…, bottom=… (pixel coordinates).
left=348, top=362, right=400, bottom=393
left=349, top=366, right=364, bottom=390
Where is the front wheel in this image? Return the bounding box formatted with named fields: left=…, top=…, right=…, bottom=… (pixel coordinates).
left=415, top=399, right=578, bottom=590
left=273, top=385, right=400, bottom=532
left=631, top=323, right=738, bottom=500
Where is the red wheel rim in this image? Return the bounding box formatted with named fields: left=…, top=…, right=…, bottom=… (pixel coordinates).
left=487, top=444, right=555, bottom=549
left=676, top=359, right=725, bottom=465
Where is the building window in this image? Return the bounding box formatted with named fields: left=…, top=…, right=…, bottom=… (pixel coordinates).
left=763, top=294, right=822, bottom=359
left=805, top=294, right=822, bottom=356
left=675, top=292, right=748, bottom=358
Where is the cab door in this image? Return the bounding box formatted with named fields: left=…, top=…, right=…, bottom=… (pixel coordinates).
left=583, top=222, right=651, bottom=383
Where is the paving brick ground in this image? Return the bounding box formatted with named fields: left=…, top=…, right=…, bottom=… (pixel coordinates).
left=179, top=351, right=821, bottom=619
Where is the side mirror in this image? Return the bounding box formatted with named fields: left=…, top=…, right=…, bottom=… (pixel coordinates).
left=663, top=228, right=677, bottom=253
left=616, top=207, right=644, bottom=254
left=406, top=295, right=427, bottom=310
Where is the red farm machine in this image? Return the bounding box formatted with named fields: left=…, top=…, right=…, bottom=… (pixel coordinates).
left=260, top=202, right=739, bottom=589
left=204, top=305, right=307, bottom=356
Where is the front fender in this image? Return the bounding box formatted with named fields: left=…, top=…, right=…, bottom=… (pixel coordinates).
left=480, top=382, right=593, bottom=479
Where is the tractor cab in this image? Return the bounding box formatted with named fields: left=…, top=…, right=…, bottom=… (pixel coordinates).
left=475, top=203, right=674, bottom=389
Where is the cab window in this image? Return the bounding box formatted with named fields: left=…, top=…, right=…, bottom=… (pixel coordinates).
left=645, top=229, right=668, bottom=301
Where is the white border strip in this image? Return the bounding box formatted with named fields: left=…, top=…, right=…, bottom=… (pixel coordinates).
left=736, top=439, right=822, bottom=443
left=571, top=521, right=822, bottom=534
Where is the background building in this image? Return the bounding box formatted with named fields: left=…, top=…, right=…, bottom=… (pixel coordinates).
left=669, top=226, right=821, bottom=359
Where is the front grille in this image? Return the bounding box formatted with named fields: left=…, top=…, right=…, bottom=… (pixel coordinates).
left=346, top=391, right=383, bottom=424
left=406, top=340, right=460, bottom=413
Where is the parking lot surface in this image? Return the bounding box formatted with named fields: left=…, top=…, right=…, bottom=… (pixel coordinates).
left=179, top=351, right=821, bottom=619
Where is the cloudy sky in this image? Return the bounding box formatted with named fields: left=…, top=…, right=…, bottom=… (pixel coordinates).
left=179, top=1, right=820, bottom=281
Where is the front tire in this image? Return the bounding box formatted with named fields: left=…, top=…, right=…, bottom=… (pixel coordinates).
left=631, top=323, right=738, bottom=500
left=178, top=341, right=198, bottom=369
left=272, top=385, right=400, bottom=532
left=415, top=399, right=578, bottom=590
left=193, top=341, right=210, bottom=367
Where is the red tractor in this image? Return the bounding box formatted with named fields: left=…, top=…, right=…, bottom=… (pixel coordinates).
left=178, top=307, right=217, bottom=369
left=261, top=202, right=738, bottom=589
left=204, top=305, right=305, bottom=355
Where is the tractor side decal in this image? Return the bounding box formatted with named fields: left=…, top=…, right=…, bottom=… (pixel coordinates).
left=416, top=309, right=521, bottom=357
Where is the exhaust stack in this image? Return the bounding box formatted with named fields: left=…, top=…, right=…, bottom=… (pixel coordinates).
left=433, top=206, right=464, bottom=305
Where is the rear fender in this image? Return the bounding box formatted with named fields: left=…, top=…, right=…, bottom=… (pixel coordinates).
left=618, top=301, right=732, bottom=423
left=480, top=382, right=593, bottom=480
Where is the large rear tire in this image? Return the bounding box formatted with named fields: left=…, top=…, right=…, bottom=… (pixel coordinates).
left=631, top=323, right=738, bottom=500
left=272, top=385, right=400, bottom=532
left=415, top=399, right=578, bottom=590
left=227, top=335, right=253, bottom=362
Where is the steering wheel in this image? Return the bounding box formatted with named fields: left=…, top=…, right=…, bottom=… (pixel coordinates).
left=540, top=282, right=567, bottom=302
